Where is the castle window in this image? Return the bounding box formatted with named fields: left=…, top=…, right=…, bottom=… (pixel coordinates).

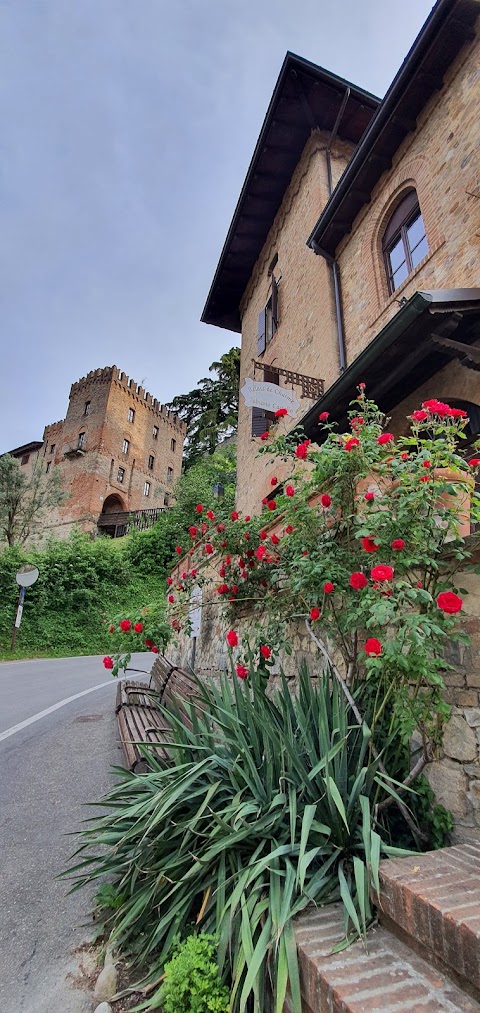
left=171, top=438, right=176, bottom=452
left=257, top=275, right=279, bottom=355
left=152, top=425, right=159, bottom=439
left=21, top=454, right=30, bottom=465
left=117, top=466, right=125, bottom=484
left=122, top=438, right=130, bottom=455
left=46, top=461, right=51, bottom=474
left=77, top=432, right=86, bottom=450
left=167, top=466, right=174, bottom=482
left=128, top=408, right=135, bottom=424
left=84, top=400, right=91, bottom=416
left=50, top=443, right=55, bottom=454
left=148, top=454, right=155, bottom=471
left=382, top=190, right=429, bottom=294
left=144, top=481, right=150, bottom=497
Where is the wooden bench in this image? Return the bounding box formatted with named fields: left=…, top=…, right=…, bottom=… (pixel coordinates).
left=115, top=655, right=204, bottom=773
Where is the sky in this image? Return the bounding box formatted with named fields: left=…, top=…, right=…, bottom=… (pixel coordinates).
left=0, top=0, right=435, bottom=452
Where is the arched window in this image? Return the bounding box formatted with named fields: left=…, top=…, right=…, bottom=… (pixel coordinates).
left=382, top=190, right=429, bottom=293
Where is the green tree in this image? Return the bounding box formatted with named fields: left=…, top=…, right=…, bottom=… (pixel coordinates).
left=168, top=348, right=240, bottom=468
left=0, top=454, right=68, bottom=546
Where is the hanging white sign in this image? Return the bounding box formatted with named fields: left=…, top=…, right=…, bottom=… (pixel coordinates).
left=240, top=378, right=300, bottom=416
left=189, top=585, right=202, bottom=639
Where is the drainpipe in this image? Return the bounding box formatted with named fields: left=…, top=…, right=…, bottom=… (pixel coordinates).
left=315, top=87, right=350, bottom=374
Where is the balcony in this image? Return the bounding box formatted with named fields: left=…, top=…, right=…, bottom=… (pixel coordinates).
left=97, top=507, right=165, bottom=538
left=63, top=442, right=86, bottom=459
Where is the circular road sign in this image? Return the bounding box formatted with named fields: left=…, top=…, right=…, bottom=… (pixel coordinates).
left=16, top=565, right=39, bottom=588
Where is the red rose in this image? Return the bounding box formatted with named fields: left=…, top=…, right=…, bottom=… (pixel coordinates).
left=285, top=485, right=295, bottom=497
left=188, top=526, right=197, bottom=537
left=275, top=408, right=288, bottom=417
left=364, top=637, right=382, bottom=657
left=256, top=545, right=267, bottom=560
left=319, top=411, right=329, bottom=421
left=320, top=493, right=331, bottom=507
left=244, top=533, right=250, bottom=541
left=350, top=572, right=368, bottom=589
left=168, top=594, right=175, bottom=603
left=422, top=399, right=451, bottom=417
left=260, top=431, right=270, bottom=440
left=109, top=624, right=114, bottom=633
left=196, top=503, right=203, bottom=513
left=437, top=591, right=463, bottom=614
left=167, top=576, right=173, bottom=585
left=401, top=452, right=409, bottom=461
left=364, top=491, right=375, bottom=502
left=391, top=539, right=405, bottom=551
left=119, top=619, right=131, bottom=632
left=152, top=645, right=159, bottom=653
left=270, top=534, right=280, bottom=545
left=231, top=511, right=239, bottom=521
left=323, top=582, right=334, bottom=594
left=225, top=555, right=231, bottom=564
left=422, top=460, right=431, bottom=468
left=420, top=475, right=430, bottom=483
left=310, top=607, right=321, bottom=621
left=359, top=382, right=366, bottom=389
left=377, top=433, right=394, bottom=445
left=201, top=522, right=208, bottom=533
left=285, top=525, right=294, bottom=534
left=267, top=500, right=277, bottom=511
left=371, top=564, right=394, bottom=581
left=351, top=417, right=365, bottom=429
left=144, top=638, right=154, bottom=648
left=344, top=437, right=360, bottom=451
left=362, top=536, right=379, bottom=553
left=191, top=569, right=197, bottom=577
left=206, top=510, right=215, bottom=520
left=217, top=523, right=225, bottom=532
left=469, top=458, right=480, bottom=467
left=448, top=407, right=467, bottom=417
left=270, top=476, right=278, bottom=486
left=410, top=410, right=429, bottom=422
left=217, top=584, right=229, bottom=595
left=295, top=441, right=310, bottom=460
left=175, top=546, right=183, bottom=555
left=262, top=497, right=268, bottom=505
left=260, top=645, right=271, bottom=659
left=226, top=630, right=238, bottom=647
left=245, top=516, right=251, bottom=521
left=182, top=571, right=188, bottom=580
left=205, top=543, right=214, bottom=554
left=236, top=664, right=249, bottom=679
left=134, top=622, right=143, bottom=633
left=258, top=530, right=266, bottom=541
left=103, top=656, right=114, bottom=669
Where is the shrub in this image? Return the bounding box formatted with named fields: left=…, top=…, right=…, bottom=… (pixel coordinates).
left=67, top=665, right=410, bottom=1012
left=161, top=934, right=229, bottom=1013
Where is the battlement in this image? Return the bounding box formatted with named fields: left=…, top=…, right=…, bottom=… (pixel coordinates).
left=67, top=365, right=186, bottom=433
left=43, top=418, right=65, bottom=439
left=69, top=365, right=116, bottom=397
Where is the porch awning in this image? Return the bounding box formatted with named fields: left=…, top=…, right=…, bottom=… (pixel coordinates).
left=300, top=288, right=480, bottom=442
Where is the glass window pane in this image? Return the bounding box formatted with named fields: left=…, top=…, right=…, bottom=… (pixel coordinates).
left=392, top=261, right=409, bottom=290
left=406, top=213, right=426, bottom=251
left=410, top=235, right=429, bottom=269
left=388, top=236, right=406, bottom=273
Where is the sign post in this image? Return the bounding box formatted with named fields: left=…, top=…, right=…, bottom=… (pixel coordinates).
left=10, top=565, right=39, bottom=652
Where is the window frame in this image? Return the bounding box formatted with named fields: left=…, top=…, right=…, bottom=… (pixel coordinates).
left=84, top=400, right=91, bottom=416
left=46, top=460, right=51, bottom=474
left=152, top=425, right=159, bottom=440
left=117, top=466, right=125, bottom=484
left=127, top=407, right=135, bottom=424
left=382, top=191, right=428, bottom=294
left=257, top=274, right=279, bottom=355
left=122, top=438, right=130, bottom=455
left=144, top=480, right=151, bottom=497
left=148, top=454, right=155, bottom=471
left=171, top=438, right=176, bottom=453
left=50, top=443, right=56, bottom=455
left=77, top=432, right=86, bottom=450
left=167, top=465, right=174, bottom=482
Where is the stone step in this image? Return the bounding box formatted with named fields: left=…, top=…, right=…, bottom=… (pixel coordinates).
left=286, top=903, right=480, bottom=1012
left=377, top=843, right=480, bottom=994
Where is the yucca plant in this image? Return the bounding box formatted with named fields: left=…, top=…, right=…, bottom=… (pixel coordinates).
left=66, top=665, right=411, bottom=1012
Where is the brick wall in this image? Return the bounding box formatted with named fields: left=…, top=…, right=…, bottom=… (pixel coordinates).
left=236, top=131, right=353, bottom=516
left=337, top=24, right=480, bottom=364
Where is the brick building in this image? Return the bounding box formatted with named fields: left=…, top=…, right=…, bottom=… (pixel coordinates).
left=188, top=0, right=480, bottom=840
left=5, top=366, right=186, bottom=541
left=203, top=0, right=480, bottom=514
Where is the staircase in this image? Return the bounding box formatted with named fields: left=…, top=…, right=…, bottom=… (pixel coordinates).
left=285, top=844, right=480, bottom=1012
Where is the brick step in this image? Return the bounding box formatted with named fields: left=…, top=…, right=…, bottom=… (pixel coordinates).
left=285, top=903, right=480, bottom=1012
left=377, top=843, right=480, bottom=995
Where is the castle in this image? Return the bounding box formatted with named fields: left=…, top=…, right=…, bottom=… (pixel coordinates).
left=6, top=366, right=186, bottom=541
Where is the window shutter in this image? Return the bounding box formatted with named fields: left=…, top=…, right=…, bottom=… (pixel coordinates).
left=251, top=406, right=267, bottom=436
left=271, top=275, right=278, bottom=331
left=257, top=309, right=266, bottom=355
left=263, top=366, right=279, bottom=386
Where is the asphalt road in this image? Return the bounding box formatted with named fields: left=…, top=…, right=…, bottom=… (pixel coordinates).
left=0, top=653, right=148, bottom=1013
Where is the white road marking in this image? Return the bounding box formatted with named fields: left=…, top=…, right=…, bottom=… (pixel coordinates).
left=0, top=680, right=115, bottom=742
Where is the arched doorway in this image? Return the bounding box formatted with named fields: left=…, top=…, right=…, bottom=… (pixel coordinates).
left=98, top=493, right=127, bottom=537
